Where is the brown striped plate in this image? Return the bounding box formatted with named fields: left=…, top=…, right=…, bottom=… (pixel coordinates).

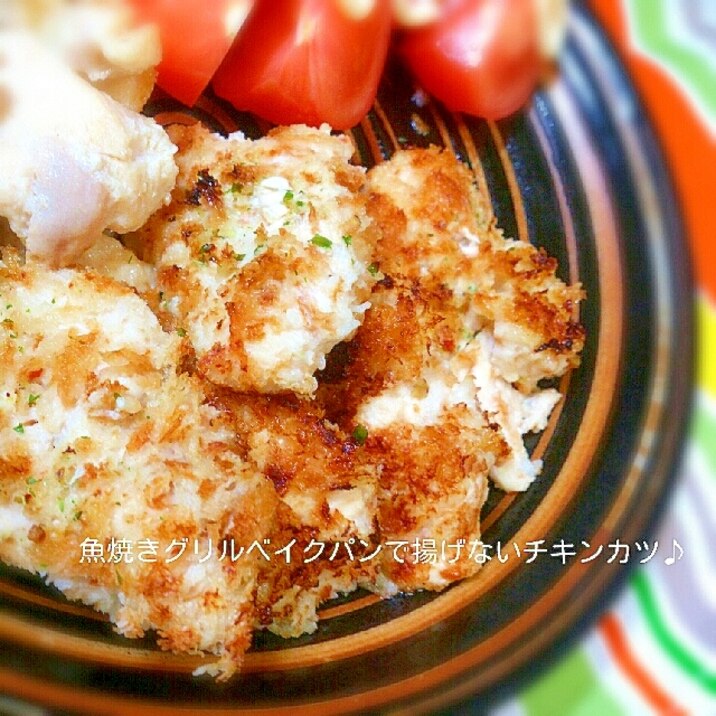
left=0, top=5, right=693, bottom=714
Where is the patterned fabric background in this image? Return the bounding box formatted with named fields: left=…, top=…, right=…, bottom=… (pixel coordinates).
left=495, top=1, right=716, bottom=714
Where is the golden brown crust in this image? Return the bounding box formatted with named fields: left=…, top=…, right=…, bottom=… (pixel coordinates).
left=213, top=388, right=378, bottom=540
left=0, top=262, right=277, bottom=678
left=0, top=140, right=585, bottom=671
left=131, top=123, right=375, bottom=395
left=364, top=147, right=584, bottom=390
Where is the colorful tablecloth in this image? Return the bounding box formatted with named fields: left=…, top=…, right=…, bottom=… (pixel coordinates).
left=496, top=2, right=716, bottom=714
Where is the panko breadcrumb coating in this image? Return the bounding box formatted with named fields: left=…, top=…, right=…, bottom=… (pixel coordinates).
left=0, top=134, right=585, bottom=670
left=210, top=390, right=379, bottom=637
left=319, top=278, right=499, bottom=592
left=365, top=148, right=584, bottom=391
left=133, top=123, right=375, bottom=395
left=322, top=148, right=584, bottom=495
left=220, top=391, right=379, bottom=542
left=0, top=256, right=276, bottom=678
left=254, top=502, right=376, bottom=638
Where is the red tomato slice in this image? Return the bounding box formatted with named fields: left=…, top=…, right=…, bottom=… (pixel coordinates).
left=129, top=0, right=253, bottom=107
left=390, top=0, right=449, bottom=28
left=398, top=0, right=540, bottom=120
left=212, top=0, right=392, bottom=130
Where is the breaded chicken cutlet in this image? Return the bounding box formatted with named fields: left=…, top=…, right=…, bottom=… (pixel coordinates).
left=318, top=278, right=499, bottom=592
left=253, top=500, right=377, bottom=639
left=317, top=148, right=584, bottom=591
left=0, top=131, right=585, bottom=672
left=366, top=149, right=584, bottom=393
left=221, top=392, right=378, bottom=542
left=0, top=256, right=277, bottom=678
left=131, top=123, right=375, bottom=395
left=320, top=148, right=584, bottom=491
left=210, top=390, right=379, bottom=637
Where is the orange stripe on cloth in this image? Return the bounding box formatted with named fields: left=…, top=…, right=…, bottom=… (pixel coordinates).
left=590, top=0, right=716, bottom=302
left=599, top=613, right=688, bottom=715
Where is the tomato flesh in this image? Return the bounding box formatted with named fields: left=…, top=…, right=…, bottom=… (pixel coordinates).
left=212, top=0, right=392, bottom=130
left=398, top=0, right=540, bottom=120
left=129, top=0, right=251, bottom=107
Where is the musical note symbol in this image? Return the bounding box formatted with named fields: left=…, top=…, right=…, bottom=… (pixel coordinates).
left=664, top=538, right=684, bottom=566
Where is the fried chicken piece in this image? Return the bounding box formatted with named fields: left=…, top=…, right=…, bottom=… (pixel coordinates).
left=366, top=147, right=584, bottom=391
left=219, top=391, right=378, bottom=542
left=74, top=232, right=156, bottom=298
left=132, top=123, right=374, bottom=395
left=1, top=0, right=160, bottom=110
left=0, top=257, right=276, bottom=678
left=315, top=148, right=584, bottom=591
left=0, top=31, right=177, bottom=267
left=368, top=418, right=494, bottom=594
left=202, top=388, right=379, bottom=637
left=319, top=279, right=500, bottom=592
left=334, top=148, right=585, bottom=493
left=253, top=502, right=376, bottom=639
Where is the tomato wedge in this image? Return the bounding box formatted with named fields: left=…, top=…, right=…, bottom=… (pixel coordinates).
left=398, top=0, right=540, bottom=120
left=129, top=0, right=253, bottom=107
left=390, top=0, right=447, bottom=27
left=212, top=0, right=392, bottom=130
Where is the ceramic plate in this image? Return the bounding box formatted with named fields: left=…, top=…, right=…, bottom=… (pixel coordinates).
left=0, top=4, right=693, bottom=713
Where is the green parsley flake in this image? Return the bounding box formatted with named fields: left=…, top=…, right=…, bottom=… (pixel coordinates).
left=311, top=234, right=332, bottom=249
left=26, top=477, right=38, bottom=485
left=200, top=243, right=211, bottom=254
left=283, top=189, right=294, bottom=204
left=13, top=423, right=24, bottom=434
left=176, top=328, right=187, bottom=338
left=28, top=394, right=40, bottom=407
left=234, top=253, right=246, bottom=262
left=230, top=182, right=242, bottom=193
left=352, top=424, right=369, bottom=445
left=342, top=234, right=353, bottom=247
left=367, top=262, right=379, bottom=276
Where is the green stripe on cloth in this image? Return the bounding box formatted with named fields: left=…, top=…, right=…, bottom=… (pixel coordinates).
left=521, top=648, right=623, bottom=716
left=632, top=571, right=716, bottom=694
left=693, top=401, right=716, bottom=478
left=628, top=0, right=716, bottom=122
